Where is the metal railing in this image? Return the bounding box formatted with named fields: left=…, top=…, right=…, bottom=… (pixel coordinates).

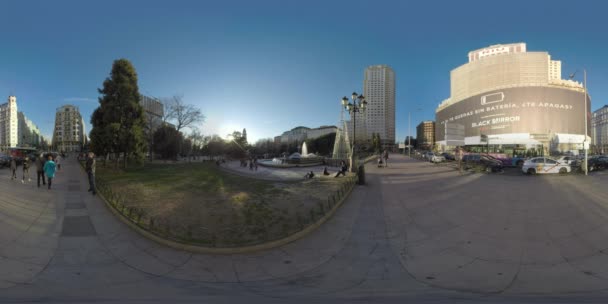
left=95, top=174, right=358, bottom=248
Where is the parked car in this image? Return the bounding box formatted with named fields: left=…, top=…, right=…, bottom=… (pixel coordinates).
left=441, top=152, right=455, bottom=161
left=462, top=154, right=504, bottom=172
left=429, top=153, right=446, bottom=163
left=555, top=155, right=577, bottom=166
left=588, top=156, right=608, bottom=172
left=422, top=152, right=434, bottom=160
left=522, top=157, right=571, bottom=174
left=0, top=154, right=9, bottom=168
left=511, top=156, right=526, bottom=168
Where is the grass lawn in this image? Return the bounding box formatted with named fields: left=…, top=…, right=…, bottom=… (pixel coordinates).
left=96, top=162, right=353, bottom=247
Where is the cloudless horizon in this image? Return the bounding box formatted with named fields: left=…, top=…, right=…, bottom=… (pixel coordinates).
left=2, top=0, right=608, bottom=143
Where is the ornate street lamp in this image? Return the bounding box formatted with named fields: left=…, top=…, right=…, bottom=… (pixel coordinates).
left=341, top=92, right=367, bottom=172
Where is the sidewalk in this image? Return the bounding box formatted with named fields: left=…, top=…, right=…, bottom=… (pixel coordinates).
left=0, top=156, right=378, bottom=300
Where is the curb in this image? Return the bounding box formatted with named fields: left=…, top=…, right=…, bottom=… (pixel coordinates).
left=92, top=165, right=356, bottom=254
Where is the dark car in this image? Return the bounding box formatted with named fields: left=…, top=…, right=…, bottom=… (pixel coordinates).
left=462, top=154, right=504, bottom=173
left=441, top=152, right=455, bottom=161
left=588, top=156, right=608, bottom=172
left=0, top=154, right=10, bottom=168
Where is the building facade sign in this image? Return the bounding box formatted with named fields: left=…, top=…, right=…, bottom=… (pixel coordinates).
left=436, top=86, right=590, bottom=140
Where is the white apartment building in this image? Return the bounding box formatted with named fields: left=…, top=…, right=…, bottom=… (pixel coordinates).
left=362, top=65, right=395, bottom=147
left=18, top=111, right=43, bottom=147
left=0, top=96, right=19, bottom=149
left=592, top=105, right=608, bottom=154
left=52, top=105, right=87, bottom=152
left=274, top=125, right=337, bottom=144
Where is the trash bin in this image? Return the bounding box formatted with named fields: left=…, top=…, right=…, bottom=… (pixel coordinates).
left=357, top=164, right=365, bottom=185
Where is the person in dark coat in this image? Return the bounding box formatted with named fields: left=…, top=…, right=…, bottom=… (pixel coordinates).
left=334, top=161, right=347, bottom=177
left=22, top=156, right=31, bottom=183
left=36, top=153, right=46, bottom=187
left=85, top=152, right=96, bottom=195
left=10, top=157, right=17, bottom=180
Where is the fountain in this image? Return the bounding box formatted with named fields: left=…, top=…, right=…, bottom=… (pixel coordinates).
left=258, top=142, right=324, bottom=168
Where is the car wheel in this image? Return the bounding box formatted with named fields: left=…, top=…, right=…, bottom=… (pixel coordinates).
left=527, top=168, right=536, bottom=175
left=559, top=167, right=567, bottom=174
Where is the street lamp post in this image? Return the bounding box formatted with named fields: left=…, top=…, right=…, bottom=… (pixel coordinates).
left=584, top=69, right=588, bottom=176
left=570, top=69, right=589, bottom=175
left=408, top=108, right=421, bottom=158
left=341, top=92, right=367, bottom=173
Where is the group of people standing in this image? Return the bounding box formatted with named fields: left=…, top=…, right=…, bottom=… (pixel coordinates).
left=240, top=157, right=258, bottom=171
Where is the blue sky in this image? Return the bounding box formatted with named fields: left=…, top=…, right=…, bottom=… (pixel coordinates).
left=1, top=0, right=607, bottom=142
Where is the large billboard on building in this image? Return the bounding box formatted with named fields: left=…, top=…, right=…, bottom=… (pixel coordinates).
left=436, top=86, right=591, bottom=141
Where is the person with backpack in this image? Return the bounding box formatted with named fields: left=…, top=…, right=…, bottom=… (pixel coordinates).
left=43, top=155, right=57, bottom=190
left=36, top=153, right=46, bottom=187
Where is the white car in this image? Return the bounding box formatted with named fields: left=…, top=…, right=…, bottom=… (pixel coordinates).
left=555, top=156, right=576, bottom=165
left=429, top=153, right=446, bottom=163
left=522, top=157, right=571, bottom=175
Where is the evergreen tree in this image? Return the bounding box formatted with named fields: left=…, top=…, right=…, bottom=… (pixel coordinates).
left=152, top=125, right=182, bottom=160
left=242, top=128, right=248, bottom=145
left=90, top=59, right=146, bottom=168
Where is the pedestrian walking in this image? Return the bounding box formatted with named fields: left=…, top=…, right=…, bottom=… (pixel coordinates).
left=22, top=156, right=31, bottom=183
left=55, top=154, right=62, bottom=171
left=85, top=152, right=96, bottom=195
left=10, top=157, right=17, bottom=180
left=383, top=149, right=389, bottom=168
left=43, top=155, right=57, bottom=190
left=36, top=153, right=46, bottom=187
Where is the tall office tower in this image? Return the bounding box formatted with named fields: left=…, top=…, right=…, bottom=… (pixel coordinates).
left=363, top=65, right=395, bottom=148
left=0, top=96, right=19, bottom=149
left=52, top=105, right=87, bottom=152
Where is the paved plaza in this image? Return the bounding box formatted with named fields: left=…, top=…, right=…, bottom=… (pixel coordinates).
left=2, top=155, right=608, bottom=303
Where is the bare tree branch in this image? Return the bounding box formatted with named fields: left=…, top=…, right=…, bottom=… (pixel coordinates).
left=163, top=95, right=205, bottom=132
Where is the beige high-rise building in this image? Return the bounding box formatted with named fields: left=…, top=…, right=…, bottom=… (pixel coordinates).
left=416, top=120, right=435, bottom=149
left=52, top=105, right=87, bottom=152
left=438, top=42, right=581, bottom=111
left=435, top=42, right=590, bottom=155
left=0, top=96, right=19, bottom=149
left=363, top=65, right=395, bottom=147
